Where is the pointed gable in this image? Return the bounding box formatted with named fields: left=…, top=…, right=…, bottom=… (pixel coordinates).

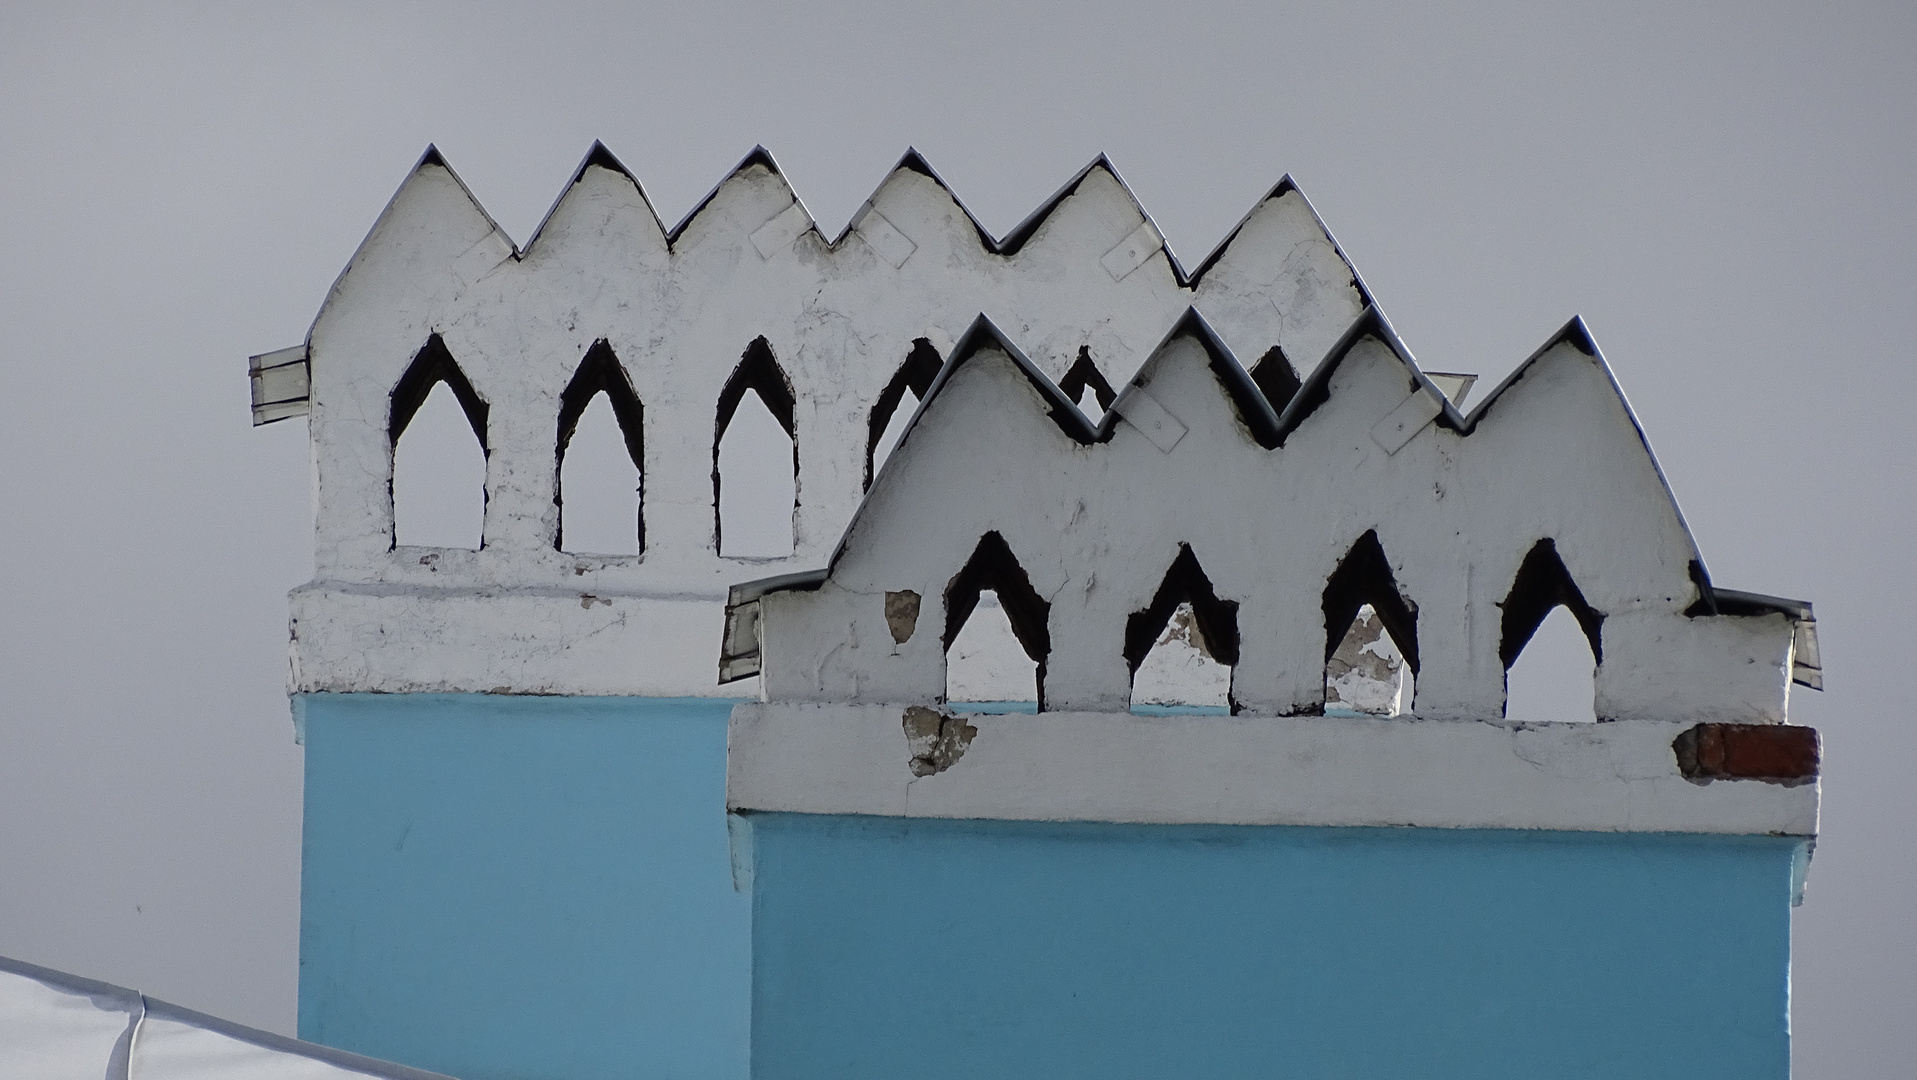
left=1192, top=178, right=1369, bottom=370
left=1273, top=307, right=1462, bottom=449
left=520, top=141, right=670, bottom=262
left=665, top=145, right=813, bottom=254
left=737, top=307, right=1807, bottom=726
left=837, top=149, right=999, bottom=266
left=1119, top=309, right=1282, bottom=449
left=313, top=146, right=515, bottom=341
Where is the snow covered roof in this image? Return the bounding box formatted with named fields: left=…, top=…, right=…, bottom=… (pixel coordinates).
left=0, top=955, right=452, bottom=1080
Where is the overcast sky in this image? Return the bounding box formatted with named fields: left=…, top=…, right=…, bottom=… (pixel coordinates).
left=1, top=2, right=1911, bottom=1075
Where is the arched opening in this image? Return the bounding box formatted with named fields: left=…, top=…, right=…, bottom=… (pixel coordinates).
left=1125, top=545, right=1238, bottom=713
left=1249, top=344, right=1302, bottom=414
left=1322, top=531, right=1419, bottom=714
left=944, top=532, right=1050, bottom=710
left=1500, top=539, right=1604, bottom=722
left=556, top=340, right=645, bottom=555
left=1325, top=606, right=1411, bottom=715
left=1058, top=346, right=1116, bottom=421
left=390, top=335, right=488, bottom=549
left=866, top=339, right=941, bottom=487
left=714, top=338, right=798, bottom=557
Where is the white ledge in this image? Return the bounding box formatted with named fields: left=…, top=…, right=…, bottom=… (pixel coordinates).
left=726, top=703, right=1818, bottom=837
left=290, top=583, right=744, bottom=696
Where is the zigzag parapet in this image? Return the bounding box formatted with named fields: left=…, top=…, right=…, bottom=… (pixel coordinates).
left=737, top=308, right=1819, bottom=724
left=268, top=143, right=1372, bottom=696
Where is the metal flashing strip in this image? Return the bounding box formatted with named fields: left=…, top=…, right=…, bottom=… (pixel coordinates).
left=1425, top=372, right=1478, bottom=408
left=749, top=201, right=814, bottom=259
left=1101, top=219, right=1164, bottom=281
left=1710, top=588, right=1822, bottom=689
left=1369, top=386, right=1444, bottom=455
left=855, top=207, right=916, bottom=268
left=720, top=569, right=829, bottom=684
left=248, top=345, right=308, bottom=426
left=360, top=141, right=1338, bottom=280
left=1111, top=384, right=1187, bottom=452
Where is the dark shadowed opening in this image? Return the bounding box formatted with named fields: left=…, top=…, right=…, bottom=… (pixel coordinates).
left=864, top=339, right=942, bottom=489
left=1498, top=538, right=1604, bottom=668
left=390, top=334, right=488, bottom=450
left=1249, top=344, right=1302, bottom=414
left=1124, top=545, right=1240, bottom=673
left=1125, top=545, right=1241, bottom=713
left=389, top=335, right=489, bottom=550
left=1322, top=530, right=1420, bottom=675
left=713, top=337, right=798, bottom=553
left=1058, top=346, right=1117, bottom=414
left=944, top=531, right=1052, bottom=709
left=555, top=339, right=645, bottom=552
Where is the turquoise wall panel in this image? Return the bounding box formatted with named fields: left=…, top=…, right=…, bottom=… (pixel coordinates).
left=748, top=814, right=1798, bottom=1080
left=297, top=693, right=749, bottom=1080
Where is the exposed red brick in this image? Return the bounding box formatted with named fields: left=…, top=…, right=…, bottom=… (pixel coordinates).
left=1673, top=723, right=1819, bottom=786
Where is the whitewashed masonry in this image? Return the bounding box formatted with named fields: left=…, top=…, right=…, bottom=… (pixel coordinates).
left=259, top=144, right=1374, bottom=696
left=724, top=309, right=1823, bottom=843
left=732, top=310, right=1820, bottom=722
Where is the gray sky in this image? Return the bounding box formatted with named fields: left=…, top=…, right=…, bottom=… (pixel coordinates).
left=0, top=2, right=1911, bottom=1075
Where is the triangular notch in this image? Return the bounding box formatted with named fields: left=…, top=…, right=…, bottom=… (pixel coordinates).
left=1248, top=344, right=1302, bottom=414
left=556, top=340, right=645, bottom=552
left=944, top=532, right=1052, bottom=709
left=866, top=339, right=942, bottom=488
left=390, top=334, right=487, bottom=451
left=1498, top=539, right=1604, bottom=668
left=713, top=337, right=798, bottom=554
left=1322, top=530, right=1420, bottom=675
left=1058, top=346, right=1117, bottom=415
left=1124, top=545, right=1240, bottom=673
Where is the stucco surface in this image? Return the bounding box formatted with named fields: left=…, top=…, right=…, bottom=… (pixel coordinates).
left=285, top=149, right=1368, bottom=696
left=747, top=813, right=1798, bottom=1080
left=297, top=693, right=748, bottom=1080
left=728, top=702, right=1816, bottom=836
left=754, top=316, right=1807, bottom=723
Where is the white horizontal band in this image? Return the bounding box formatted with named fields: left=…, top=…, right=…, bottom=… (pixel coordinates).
left=727, top=703, right=1817, bottom=836
left=291, top=584, right=741, bottom=697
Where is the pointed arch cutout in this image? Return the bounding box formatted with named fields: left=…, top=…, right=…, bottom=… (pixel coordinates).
left=944, top=532, right=1052, bottom=708
left=865, top=339, right=942, bottom=488
left=390, top=335, right=488, bottom=549
left=713, top=337, right=798, bottom=553
left=1249, top=344, right=1302, bottom=414
left=1322, top=531, right=1420, bottom=675
left=390, top=334, right=487, bottom=450
left=1499, top=539, right=1605, bottom=668
left=1124, top=545, right=1240, bottom=675
left=1058, top=346, right=1116, bottom=415
left=556, top=340, right=645, bottom=552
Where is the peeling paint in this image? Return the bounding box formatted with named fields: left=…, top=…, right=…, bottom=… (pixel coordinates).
left=268, top=145, right=1368, bottom=697
left=730, top=703, right=1818, bottom=837
left=883, top=590, right=919, bottom=645
left=747, top=311, right=1816, bottom=727
left=902, top=705, right=976, bottom=777
left=1325, top=607, right=1404, bottom=716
